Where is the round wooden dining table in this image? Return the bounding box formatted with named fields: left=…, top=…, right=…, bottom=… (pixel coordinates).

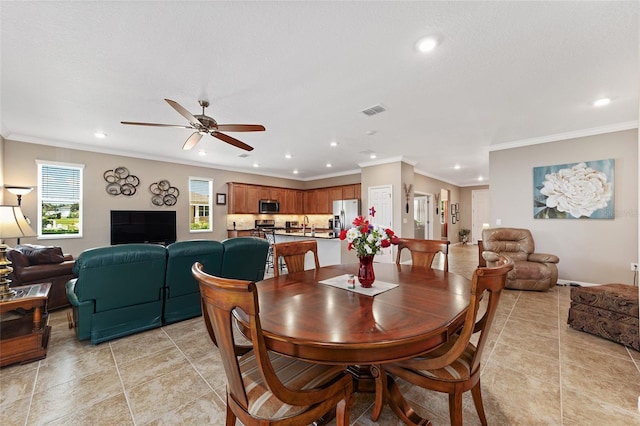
left=248, top=263, right=471, bottom=365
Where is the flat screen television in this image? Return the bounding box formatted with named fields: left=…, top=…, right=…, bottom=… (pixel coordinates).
left=110, top=210, right=177, bottom=246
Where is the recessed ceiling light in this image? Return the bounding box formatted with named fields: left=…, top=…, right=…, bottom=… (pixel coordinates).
left=454, top=164, right=461, bottom=170
left=253, top=163, right=259, bottom=168
left=293, top=169, right=299, bottom=174
left=370, top=153, right=377, bottom=159
left=94, top=132, right=107, bottom=138
left=285, top=153, right=292, bottom=159
left=365, top=130, right=377, bottom=136
left=198, top=150, right=206, bottom=156
left=478, top=176, right=484, bottom=181
left=330, top=141, right=338, bottom=147
left=326, top=163, right=332, bottom=168
left=593, top=98, right=611, bottom=107
left=416, top=36, right=438, bottom=53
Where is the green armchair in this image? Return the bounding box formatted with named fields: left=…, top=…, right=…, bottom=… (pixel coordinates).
left=66, top=244, right=167, bottom=344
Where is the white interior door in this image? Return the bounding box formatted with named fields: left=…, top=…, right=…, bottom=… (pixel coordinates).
left=472, top=189, right=490, bottom=244
left=368, top=185, right=393, bottom=263
left=413, top=193, right=434, bottom=240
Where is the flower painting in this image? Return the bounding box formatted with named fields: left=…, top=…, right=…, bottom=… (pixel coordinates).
left=533, top=159, right=614, bottom=219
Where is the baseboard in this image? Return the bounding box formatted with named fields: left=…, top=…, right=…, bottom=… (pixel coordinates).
left=557, top=279, right=599, bottom=287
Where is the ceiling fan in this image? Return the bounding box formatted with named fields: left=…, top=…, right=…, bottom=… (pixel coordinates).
left=121, top=98, right=265, bottom=151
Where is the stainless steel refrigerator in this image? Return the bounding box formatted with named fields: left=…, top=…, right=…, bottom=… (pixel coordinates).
left=333, top=199, right=361, bottom=233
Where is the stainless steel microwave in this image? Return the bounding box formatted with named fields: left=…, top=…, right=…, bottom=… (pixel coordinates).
left=259, top=199, right=280, bottom=214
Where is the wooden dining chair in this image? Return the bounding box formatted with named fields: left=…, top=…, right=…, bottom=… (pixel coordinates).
left=272, top=240, right=320, bottom=277
left=372, top=255, right=514, bottom=426
left=192, top=263, right=353, bottom=426
left=395, top=238, right=451, bottom=271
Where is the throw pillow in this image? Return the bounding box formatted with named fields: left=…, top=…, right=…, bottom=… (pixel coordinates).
left=16, top=244, right=65, bottom=265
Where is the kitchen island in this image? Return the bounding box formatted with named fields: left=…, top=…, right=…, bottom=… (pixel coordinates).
left=273, top=230, right=358, bottom=268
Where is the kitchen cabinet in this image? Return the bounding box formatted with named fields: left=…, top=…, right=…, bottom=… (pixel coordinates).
left=303, top=190, right=318, bottom=214
left=269, top=188, right=283, bottom=203
left=228, top=183, right=248, bottom=214
left=283, top=189, right=303, bottom=214
left=342, top=184, right=355, bottom=199
left=258, top=187, right=270, bottom=200
left=228, top=182, right=359, bottom=215
left=316, top=188, right=331, bottom=213
left=246, top=186, right=261, bottom=214
left=329, top=187, right=343, bottom=204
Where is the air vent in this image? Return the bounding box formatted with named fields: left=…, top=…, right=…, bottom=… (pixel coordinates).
left=361, top=104, right=387, bottom=116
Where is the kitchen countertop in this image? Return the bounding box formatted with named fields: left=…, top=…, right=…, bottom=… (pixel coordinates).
left=274, top=230, right=338, bottom=239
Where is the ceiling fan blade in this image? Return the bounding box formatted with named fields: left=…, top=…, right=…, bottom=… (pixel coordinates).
left=182, top=132, right=203, bottom=150
left=121, top=121, right=194, bottom=129
left=216, top=124, right=266, bottom=132
left=213, top=132, right=254, bottom=151
left=165, top=98, right=200, bottom=125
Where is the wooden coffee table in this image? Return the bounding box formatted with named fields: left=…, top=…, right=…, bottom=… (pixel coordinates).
left=0, top=282, right=52, bottom=367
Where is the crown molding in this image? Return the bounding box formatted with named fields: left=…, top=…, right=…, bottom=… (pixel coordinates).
left=489, top=121, right=638, bottom=152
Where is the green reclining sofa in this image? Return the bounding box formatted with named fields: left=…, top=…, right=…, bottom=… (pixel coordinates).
left=66, top=237, right=269, bottom=344
left=66, top=244, right=167, bottom=344
left=164, top=240, right=223, bottom=324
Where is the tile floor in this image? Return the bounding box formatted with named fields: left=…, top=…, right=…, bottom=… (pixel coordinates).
left=1, top=244, right=639, bottom=425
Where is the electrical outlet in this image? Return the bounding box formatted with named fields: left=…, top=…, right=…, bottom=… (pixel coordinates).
left=631, top=263, right=639, bottom=272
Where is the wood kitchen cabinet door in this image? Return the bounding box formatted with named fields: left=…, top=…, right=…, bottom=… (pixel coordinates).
left=283, top=189, right=303, bottom=214
left=341, top=185, right=355, bottom=199
left=316, top=188, right=330, bottom=214
left=246, top=186, right=261, bottom=214
left=269, top=188, right=283, bottom=203
left=329, top=186, right=343, bottom=204
left=303, top=190, right=318, bottom=214
left=228, top=183, right=247, bottom=213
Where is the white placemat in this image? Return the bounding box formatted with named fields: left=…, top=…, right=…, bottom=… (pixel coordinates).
left=319, top=274, right=398, bottom=296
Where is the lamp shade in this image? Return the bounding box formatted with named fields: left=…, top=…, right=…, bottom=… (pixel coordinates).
left=5, top=186, right=34, bottom=196
left=0, top=205, right=36, bottom=239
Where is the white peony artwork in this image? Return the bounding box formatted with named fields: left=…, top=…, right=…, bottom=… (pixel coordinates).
left=533, top=159, right=614, bottom=219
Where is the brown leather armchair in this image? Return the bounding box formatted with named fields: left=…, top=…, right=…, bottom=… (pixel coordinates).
left=8, top=245, right=75, bottom=309
left=481, top=228, right=559, bottom=291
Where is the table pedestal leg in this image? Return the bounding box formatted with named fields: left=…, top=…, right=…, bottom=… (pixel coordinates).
left=370, top=365, right=432, bottom=426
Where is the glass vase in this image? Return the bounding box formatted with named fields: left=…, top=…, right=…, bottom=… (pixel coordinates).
left=358, top=255, right=375, bottom=288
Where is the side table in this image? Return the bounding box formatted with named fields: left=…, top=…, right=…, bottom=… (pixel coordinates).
left=0, top=282, right=52, bottom=367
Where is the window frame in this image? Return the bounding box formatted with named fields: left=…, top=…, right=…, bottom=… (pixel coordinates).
left=189, top=176, right=213, bottom=233
left=36, top=160, right=84, bottom=239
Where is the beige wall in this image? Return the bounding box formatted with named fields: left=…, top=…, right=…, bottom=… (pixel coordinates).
left=458, top=185, right=490, bottom=240
left=360, top=161, right=407, bottom=236
left=0, top=136, right=4, bottom=204
left=413, top=173, right=460, bottom=241
left=302, top=174, right=360, bottom=190
left=489, top=129, right=638, bottom=285
left=3, top=140, right=304, bottom=256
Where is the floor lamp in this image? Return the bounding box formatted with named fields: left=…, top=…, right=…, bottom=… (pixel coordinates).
left=0, top=205, right=36, bottom=299
left=4, top=186, right=33, bottom=245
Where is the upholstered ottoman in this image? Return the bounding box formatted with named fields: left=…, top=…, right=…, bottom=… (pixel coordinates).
left=567, top=284, right=639, bottom=351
